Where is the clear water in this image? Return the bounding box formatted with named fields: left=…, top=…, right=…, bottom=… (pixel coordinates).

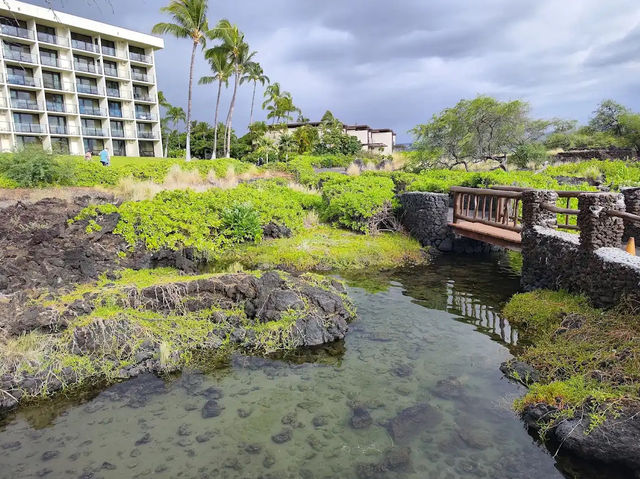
left=0, top=256, right=596, bottom=478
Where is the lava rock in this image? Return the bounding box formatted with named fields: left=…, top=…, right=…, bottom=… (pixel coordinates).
left=386, top=403, right=442, bottom=443
left=350, top=406, right=373, bottom=429
left=201, top=399, right=223, bottom=418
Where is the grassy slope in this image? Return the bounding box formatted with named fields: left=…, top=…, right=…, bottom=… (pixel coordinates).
left=502, top=290, right=640, bottom=430
left=221, top=225, right=427, bottom=272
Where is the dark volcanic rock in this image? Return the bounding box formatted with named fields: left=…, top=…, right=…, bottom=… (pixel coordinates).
left=201, top=399, right=223, bottom=418
left=350, top=406, right=373, bottom=429
left=500, top=360, right=540, bottom=386
left=271, top=428, right=293, bottom=444
left=386, top=403, right=442, bottom=443
left=523, top=404, right=640, bottom=475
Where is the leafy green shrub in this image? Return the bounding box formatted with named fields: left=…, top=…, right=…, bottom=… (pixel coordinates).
left=76, top=181, right=317, bottom=257
left=221, top=203, right=262, bottom=243
left=544, top=160, right=640, bottom=189
left=0, top=146, right=76, bottom=187
left=0, top=174, right=19, bottom=189
left=510, top=143, right=548, bottom=168
left=321, top=176, right=396, bottom=233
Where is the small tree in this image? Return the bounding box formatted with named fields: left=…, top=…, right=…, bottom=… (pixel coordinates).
left=589, top=99, right=629, bottom=136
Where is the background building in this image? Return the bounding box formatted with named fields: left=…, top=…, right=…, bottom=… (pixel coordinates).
left=274, top=122, right=397, bottom=155
left=0, top=0, right=164, bottom=157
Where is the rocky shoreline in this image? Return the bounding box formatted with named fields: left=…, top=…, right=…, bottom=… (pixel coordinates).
left=1, top=265, right=356, bottom=414
left=501, top=359, right=640, bottom=477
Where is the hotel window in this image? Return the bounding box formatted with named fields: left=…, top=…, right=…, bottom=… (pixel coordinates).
left=131, top=65, right=148, bottom=82
left=10, top=89, right=37, bottom=109
left=106, top=81, right=120, bottom=98
left=13, top=112, right=41, bottom=133
left=111, top=120, right=125, bottom=137
left=133, top=85, right=150, bottom=101
left=108, top=101, right=122, bottom=118
left=71, top=32, right=95, bottom=52
left=102, top=39, right=116, bottom=57
left=7, top=66, right=35, bottom=86
left=112, top=139, right=126, bottom=156
left=74, top=54, right=97, bottom=73
left=83, top=138, right=104, bottom=155
left=45, top=93, right=64, bottom=112
left=103, top=60, right=118, bottom=77
left=48, top=115, right=67, bottom=135
left=39, top=48, right=59, bottom=67
left=4, top=41, right=32, bottom=62
left=36, top=24, right=57, bottom=44
left=135, top=104, right=151, bottom=120
left=79, top=97, right=101, bottom=116
left=42, top=71, right=62, bottom=90
left=76, top=76, right=98, bottom=95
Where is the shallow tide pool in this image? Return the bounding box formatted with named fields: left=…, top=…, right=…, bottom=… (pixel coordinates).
left=0, top=256, right=594, bottom=478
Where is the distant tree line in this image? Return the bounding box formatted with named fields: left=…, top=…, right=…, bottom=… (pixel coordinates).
left=411, top=96, right=640, bottom=170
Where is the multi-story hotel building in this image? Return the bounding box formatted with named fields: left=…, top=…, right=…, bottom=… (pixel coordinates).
left=0, top=0, right=164, bottom=157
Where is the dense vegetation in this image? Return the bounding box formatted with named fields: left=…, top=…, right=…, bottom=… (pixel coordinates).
left=503, top=290, right=640, bottom=435
left=411, top=97, right=640, bottom=171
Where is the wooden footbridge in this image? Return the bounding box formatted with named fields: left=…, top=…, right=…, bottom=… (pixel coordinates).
left=449, top=186, right=639, bottom=252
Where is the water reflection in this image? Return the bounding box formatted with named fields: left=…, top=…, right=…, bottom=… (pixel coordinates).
left=0, top=255, right=601, bottom=479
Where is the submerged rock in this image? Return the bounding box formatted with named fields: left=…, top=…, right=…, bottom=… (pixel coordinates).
left=201, top=399, right=223, bottom=419
left=350, top=406, right=373, bottom=429
left=385, top=403, right=442, bottom=443
left=500, top=360, right=540, bottom=386
left=523, top=404, right=640, bottom=475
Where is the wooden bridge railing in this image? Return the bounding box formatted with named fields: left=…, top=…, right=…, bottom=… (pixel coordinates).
left=449, top=185, right=640, bottom=252
left=451, top=186, right=523, bottom=232
left=492, top=185, right=582, bottom=231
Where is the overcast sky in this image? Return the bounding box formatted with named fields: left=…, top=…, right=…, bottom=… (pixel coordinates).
left=21, top=0, right=640, bottom=142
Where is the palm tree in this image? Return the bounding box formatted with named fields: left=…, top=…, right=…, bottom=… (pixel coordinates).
left=241, top=62, right=269, bottom=127
left=164, top=105, right=186, bottom=157
left=199, top=49, right=233, bottom=159
left=152, top=0, right=211, bottom=161
left=211, top=19, right=255, bottom=157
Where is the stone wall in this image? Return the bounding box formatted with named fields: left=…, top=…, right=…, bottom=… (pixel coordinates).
left=521, top=191, right=640, bottom=307
left=553, top=147, right=636, bottom=163
left=398, top=192, right=492, bottom=254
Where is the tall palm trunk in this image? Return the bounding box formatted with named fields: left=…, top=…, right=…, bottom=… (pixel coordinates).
left=185, top=40, right=198, bottom=161
left=211, top=79, right=223, bottom=160
left=249, top=81, right=257, bottom=127
left=224, top=71, right=240, bottom=158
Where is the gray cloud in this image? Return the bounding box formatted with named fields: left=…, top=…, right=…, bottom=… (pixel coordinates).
left=22, top=0, right=640, bottom=142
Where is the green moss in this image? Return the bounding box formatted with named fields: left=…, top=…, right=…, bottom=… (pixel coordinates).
left=502, top=290, right=593, bottom=341
left=221, top=225, right=426, bottom=272
left=503, top=290, right=640, bottom=434
left=9, top=267, right=355, bottom=405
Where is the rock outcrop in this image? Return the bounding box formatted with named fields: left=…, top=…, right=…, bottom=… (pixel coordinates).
left=0, top=197, right=199, bottom=294
left=0, top=271, right=356, bottom=414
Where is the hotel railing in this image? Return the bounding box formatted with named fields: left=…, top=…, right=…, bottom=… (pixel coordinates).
left=129, top=51, right=152, bottom=64
left=43, top=80, right=75, bottom=92
left=14, top=123, right=46, bottom=134
left=46, top=102, right=78, bottom=114
left=139, top=148, right=155, bottom=157
left=40, top=56, right=71, bottom=69
left=4, top=50, right=37, bottom=63
left=74, top=62, right=102, bottom=74
left=82, top=127, right=105, bottom=137
left=137, top=131, right=157, bottom=139
left=71, top=39, right=97, bottom=53
left=37, top=32, right=69, bottom=46
left=79, top=106, right=107, bottom=116
left=131, top=71, right=150, bottom=82
left=136, top=112, right=157, bottom=121
left=10, top=98, right=42, bottom=110
left=76, top=84, right=103, bottom=95
left=1, top=25, right=34, bottom=40
left=134, top=93, right=153, bottom=102
left=7, top=75, right=39, bottom=87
